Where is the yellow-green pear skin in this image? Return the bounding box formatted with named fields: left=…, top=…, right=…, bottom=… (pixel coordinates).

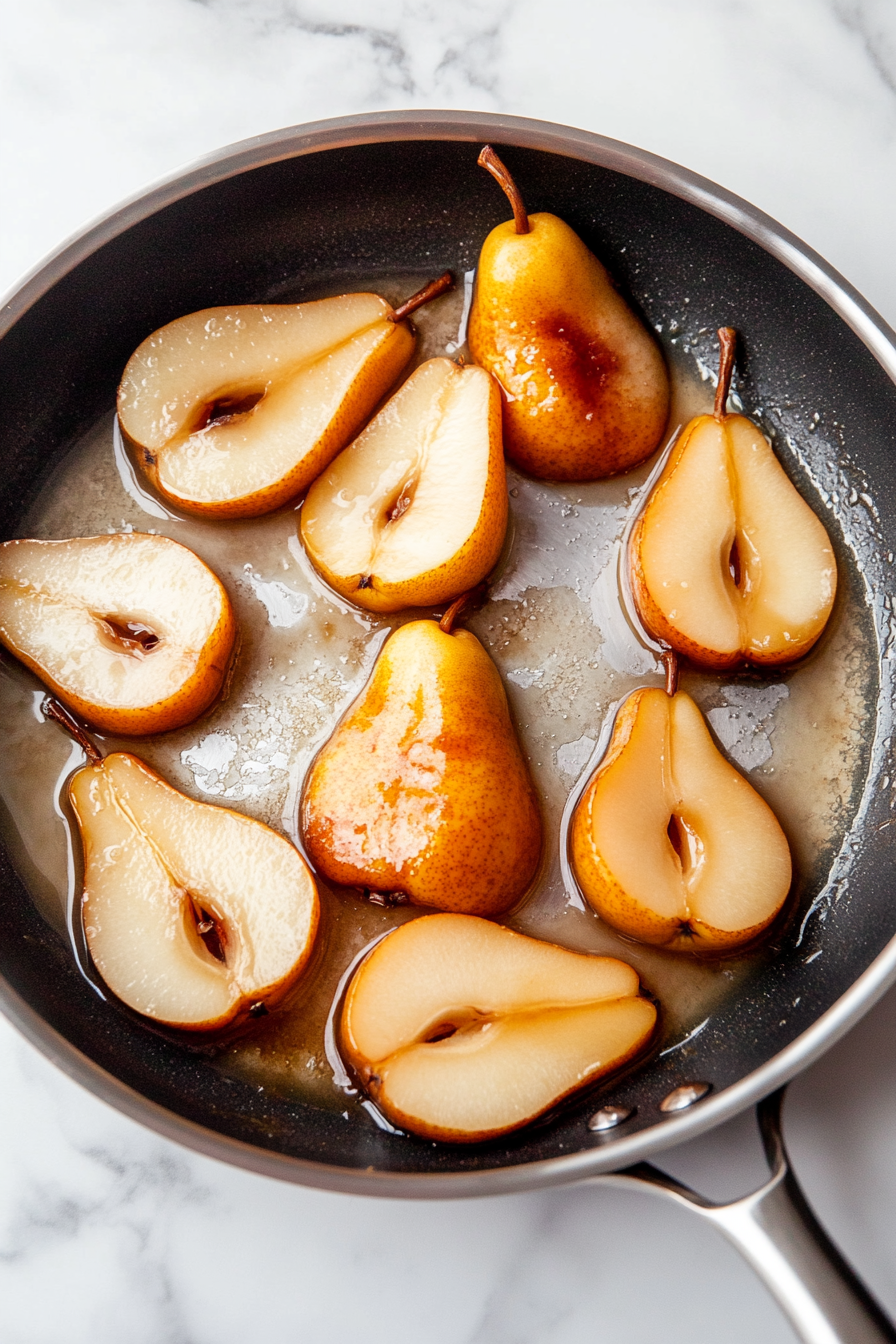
left=468, top=213, right=669, bottom=480
left=301, top=620, right=542, bottom=916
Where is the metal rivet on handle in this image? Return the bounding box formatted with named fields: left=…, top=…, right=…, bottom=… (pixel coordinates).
left=588, top=1105, right=634, bottom=1132
left=659, top=1081, right=711, bottom=1113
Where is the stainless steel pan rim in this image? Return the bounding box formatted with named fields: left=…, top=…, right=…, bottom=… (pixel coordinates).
left=1, top=109, right=895, bottom=1200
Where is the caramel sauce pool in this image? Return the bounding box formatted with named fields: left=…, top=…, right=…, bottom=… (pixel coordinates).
left=0, top=275, right=877, bottom=1120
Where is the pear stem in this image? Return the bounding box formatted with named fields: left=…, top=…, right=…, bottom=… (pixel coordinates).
left=478, top=145, right=530, bottom=235
left=390, top=271, right=454, bottom=323
left=714, top=327, right=738, bottom=420
left=438, top=583, right=488, bottom=635
left=662, top=650, right=680, bottom=698
left=42, top=695, right=103, bottom=764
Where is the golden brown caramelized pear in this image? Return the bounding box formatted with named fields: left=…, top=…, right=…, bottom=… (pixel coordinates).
left=467, top=146, right=669, bottom=481
left=570, top=686, right=791, bottom=953
left=43, top=700, right=320, bottom=1032
left=0, top=533, right=235, bottom=735
left=300, top=357, right=507, bottom=613
left=118, top=274, right=452, bottom=518
left=301, top=609, right=541, bottom=916
left=342, top=914, right=656, bottom=1142
left=631, top=328, right=837, bottom=668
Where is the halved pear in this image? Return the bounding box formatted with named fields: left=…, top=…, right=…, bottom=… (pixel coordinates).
left=70, top=752, right=319, bottom=1031
left=300, top=358, right=507, bottom=613
left=342, top=914, right=656, bottom=1142
left=0, top=533, right=236, bottom=735
left=301, top=619, right=541, bottom=916
left=118, top=294, right=416, bottom=518
left=570, top=689, right=791, bottom=952
left=631, top=409, right=837, bottom=668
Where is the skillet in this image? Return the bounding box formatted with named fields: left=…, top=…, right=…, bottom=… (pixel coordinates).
left=0, top=110, right=895, bottom=1342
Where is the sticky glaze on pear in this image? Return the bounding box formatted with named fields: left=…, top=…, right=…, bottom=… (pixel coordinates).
left=631, top=328, right=837, bottom=668
left=342, top=914, right=656, bottom=1142
left=69, top=749, right=319, bottom=1031
left=467, top=146, right=669, bottom=481
left=0, top=533, right=235, bottom=735
left=119, top=276, right=452, bottom=519
left=571, top=688, right=791, bottom=952
left=300, top=357, right=507, bottom=613
left=301, top=617, right=541, bottom=916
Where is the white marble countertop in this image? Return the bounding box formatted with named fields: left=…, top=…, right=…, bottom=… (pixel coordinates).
left=2, top=2, right=896, bottom=1340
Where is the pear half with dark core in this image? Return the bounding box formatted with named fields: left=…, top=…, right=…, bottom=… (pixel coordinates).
left=300, top=356, right=507, bottom=613
left=0, top=532, right=236, bottom=735
left=630, top=327, right=837, bottom=668
left=341, top=913, right=657, bottom=1143
left=44, top=699, right=320, bottom=1032
left=570, top=687, right=791, bottom=953
left=119, top=274, right=452, bottom=519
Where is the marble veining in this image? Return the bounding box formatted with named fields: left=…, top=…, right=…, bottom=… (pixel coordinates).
left=2, top=1, right=896, bottom=1340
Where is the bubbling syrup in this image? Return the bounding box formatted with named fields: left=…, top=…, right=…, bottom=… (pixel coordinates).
left=0, top=275, right=877, bottom=1119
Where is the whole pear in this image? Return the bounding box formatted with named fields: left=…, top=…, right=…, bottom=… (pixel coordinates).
left=301, top=619, right=541, bottom=916
left=468, top=147, right=669, bottom=481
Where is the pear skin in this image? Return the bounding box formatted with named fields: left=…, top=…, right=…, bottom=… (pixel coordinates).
left=468, top=212, right=669, bottom=480
left=570, top=689, right=791, bottom=952
left=301, top=620, right=542, bottom=915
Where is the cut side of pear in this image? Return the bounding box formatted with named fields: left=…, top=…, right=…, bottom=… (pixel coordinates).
left=468, top=212, right=669, bottom=481
left=300, top=358, right=507, bottom=613
left=0, top=533, right=236, bottom=735
left=118, top=295, right=415, bottom=518
left=571, top=690, right=792, bottom=952
left=71, top=753, right=319, bottom=1030
left=301, top=620, right=542, bottom=917
left=342, top=914, right=656, bottom=1142
left=631, top=414, right=837, bottom=667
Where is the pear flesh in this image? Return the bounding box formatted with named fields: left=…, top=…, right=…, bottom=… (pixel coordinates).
left=468, top=213, right=669, bottom=481
left=571, top=689, right=791, bottom=952
left=0, top=533, right=236, bottom=735
left=341, top=913, right=656, bottom=1142
left=118, top=295, right=415, bottom=518
left=300, top=358, right=507, bottom=613
left=71, top=753, right=319, bottom=1030
left=301, top=620, right=542, bottom=916
left=631, top=413, right=837, bottom=667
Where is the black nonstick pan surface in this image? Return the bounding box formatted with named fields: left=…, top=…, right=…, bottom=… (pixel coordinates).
left=0, top=111, right=894, bottom=1200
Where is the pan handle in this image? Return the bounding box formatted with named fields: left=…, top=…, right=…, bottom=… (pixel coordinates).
left=602, top=1089, right=896, bottom=1344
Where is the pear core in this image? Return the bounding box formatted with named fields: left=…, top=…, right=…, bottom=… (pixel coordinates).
left=341, top=914, right=656, bottom=1142
left=118, top=294, right=415, bottom=518
left=570, top=689, right=792, bottom=952
left=0, top=533, right=236, bottom=735
left=467, top=212, right=669, bottom=480
left=300, top=357, right=507, bottom=613
left=301, top=620, right=542, bottom=916
left=631, top=413, right=837, bottom=667
left=72, top=753, right=319, bottom=1031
